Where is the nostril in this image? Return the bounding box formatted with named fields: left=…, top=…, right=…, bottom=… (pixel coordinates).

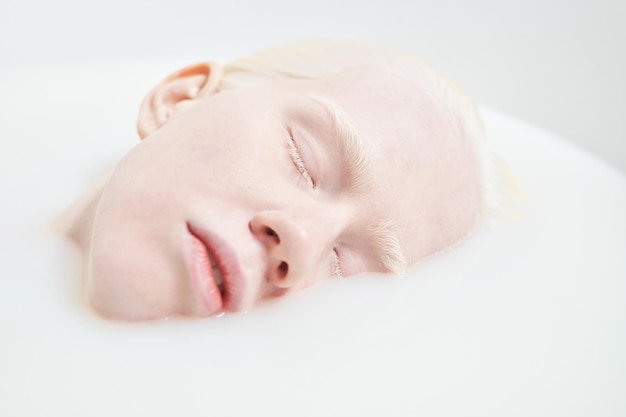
left=266, top=227, right=280, bottom=243
left=278, top=261, right=288, bottom=279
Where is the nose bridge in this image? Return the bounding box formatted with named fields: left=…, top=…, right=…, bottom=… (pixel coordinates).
left=249, top=200, right=350, bottom=288
left=300, top=198, right=346, bottom=230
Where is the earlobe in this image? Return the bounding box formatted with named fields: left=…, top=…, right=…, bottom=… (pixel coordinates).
left=137, top=62, right=224, bottom=139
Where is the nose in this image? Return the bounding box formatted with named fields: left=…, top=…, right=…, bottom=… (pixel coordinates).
left=249, top=208, right=344, bottom=288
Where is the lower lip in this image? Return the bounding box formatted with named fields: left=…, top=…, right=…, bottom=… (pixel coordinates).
left=185, top=230, right=223, bottom=316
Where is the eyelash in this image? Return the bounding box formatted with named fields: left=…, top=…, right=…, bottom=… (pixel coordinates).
left=330, top=248, right=343, bottom=278
left=286, top=128, right=315, bottom=189
left=286, top=128, right=342, bottom=277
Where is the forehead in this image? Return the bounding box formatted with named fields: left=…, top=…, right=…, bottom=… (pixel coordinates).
left=302, top=65, right=449, bottom=154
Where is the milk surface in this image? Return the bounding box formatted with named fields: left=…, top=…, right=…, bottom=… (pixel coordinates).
left=1, top=67, right=625, bottom=416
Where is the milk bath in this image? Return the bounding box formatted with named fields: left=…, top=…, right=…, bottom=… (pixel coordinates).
left=1, top=66, right=625, bottom=416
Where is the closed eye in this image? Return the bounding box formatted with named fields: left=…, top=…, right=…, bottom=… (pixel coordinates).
left=287, top=128, right=316, bottom=189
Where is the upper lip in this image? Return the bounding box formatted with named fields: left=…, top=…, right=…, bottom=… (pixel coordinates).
left=186, top=222, right=245, bottom=314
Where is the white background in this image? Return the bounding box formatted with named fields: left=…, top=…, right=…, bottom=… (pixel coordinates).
left=1, top=0, right=625, bottom=173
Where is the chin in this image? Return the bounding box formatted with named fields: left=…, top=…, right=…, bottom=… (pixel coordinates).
left=85, top=249, right=186, bottom=321
left=86, top=283, right=178, bottom=321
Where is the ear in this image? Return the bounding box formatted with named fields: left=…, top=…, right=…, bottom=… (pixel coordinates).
left=137, top=62, right=223, bottom=139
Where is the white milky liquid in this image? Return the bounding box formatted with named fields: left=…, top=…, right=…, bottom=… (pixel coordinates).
left=1, top=68, right=625, bottom=416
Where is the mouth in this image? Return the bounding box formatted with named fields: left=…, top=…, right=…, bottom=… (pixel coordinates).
left=184, top=222, right=244, bottom=316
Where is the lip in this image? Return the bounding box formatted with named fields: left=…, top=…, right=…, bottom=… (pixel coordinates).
left=184, top=222, right=245, bottom=316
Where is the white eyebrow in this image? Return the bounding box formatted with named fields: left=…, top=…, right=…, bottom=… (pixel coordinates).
left=366, top=221, right=408, bottom=275
left=306, top=95, right=408, bottom=275
left=307, top=95, right=372, bottom=193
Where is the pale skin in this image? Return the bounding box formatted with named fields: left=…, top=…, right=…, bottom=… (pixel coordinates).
left=62, top=44, right=484, bottom=321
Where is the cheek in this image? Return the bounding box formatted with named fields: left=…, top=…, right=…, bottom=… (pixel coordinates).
left=87, top=189, right=202, bottom=320
left=299, top=273, right=330, bottom=290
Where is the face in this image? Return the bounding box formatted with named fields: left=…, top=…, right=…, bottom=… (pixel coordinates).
left=84, top=63, right=482, bottom=320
